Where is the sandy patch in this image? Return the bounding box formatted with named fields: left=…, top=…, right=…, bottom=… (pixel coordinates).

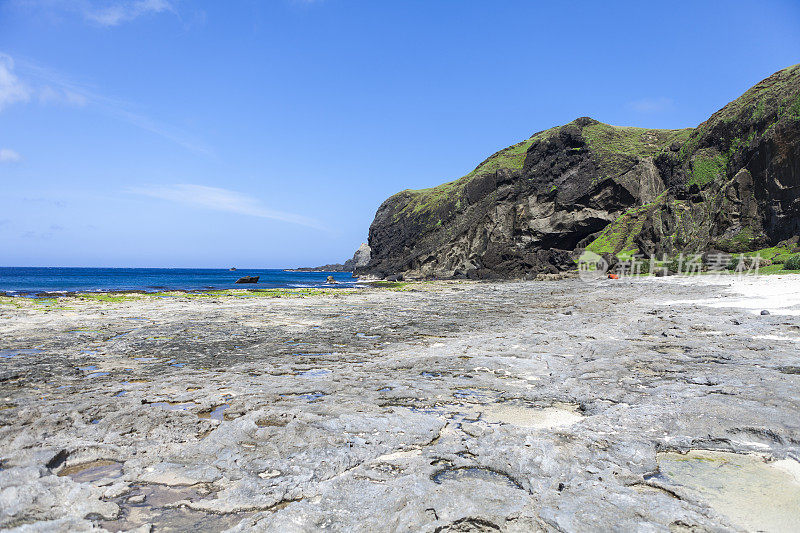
left=660, top=274, right=800, bottom=315
left=658, top=450, right=800, bottom=532
left=478, top=402, right=583, bottom=429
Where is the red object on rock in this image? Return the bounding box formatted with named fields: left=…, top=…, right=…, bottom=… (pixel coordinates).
left=608, top=273, right=619, bottom=279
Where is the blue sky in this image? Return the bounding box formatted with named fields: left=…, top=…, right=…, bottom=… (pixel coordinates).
left=1, top=0, right=799, bottom=268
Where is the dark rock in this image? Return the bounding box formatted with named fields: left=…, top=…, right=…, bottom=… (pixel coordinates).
left=235, top=276, right=259, bottom=284
left=326, top=276, right=338, bottom=284
left=45, top=449, right=69, bottom=470
left=761, top=310, right=771, bottom=315
left=0, top=371, right=22, bottom=382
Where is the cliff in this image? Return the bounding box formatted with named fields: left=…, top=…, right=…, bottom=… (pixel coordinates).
left=358, top=64, right=800, bottom=279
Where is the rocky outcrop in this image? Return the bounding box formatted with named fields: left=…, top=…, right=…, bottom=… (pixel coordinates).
left=358, top=64, right=800, bottom=279
left=292, top=243, right=372, bottom=273
left=346, top=242, right=372, bottom=270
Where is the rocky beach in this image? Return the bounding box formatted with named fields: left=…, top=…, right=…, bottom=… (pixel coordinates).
left=3, top=4, right=799, bottom=532
left=2, top=275, right=799, bottom=532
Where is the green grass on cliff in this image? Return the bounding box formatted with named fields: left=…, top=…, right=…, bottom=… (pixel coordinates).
left=716, top=227, right=763, bottom=253
left=717, top=63, right=800, bottom=125
left=689, top=152, right=727, bottom=188
left=383, top=64, right=800, bottom=248
left=681, top=64, right=800, bottom=159
left=463, top=138, right=536, bottom=180
left=395, top=137, right=537, bottom=219
left=584, top=192, right=669, bottom=256
left=581, top=123, right=692, bottom=159
left=581, top=123, right=692, bottom=179
left=393, top=121, right=691, bottom=222
left=789, top=93, right=800, bottom=118
left=741, top=243, right=800, bottom=265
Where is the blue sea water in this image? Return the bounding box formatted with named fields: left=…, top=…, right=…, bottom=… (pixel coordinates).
left=0, top=267, right=361, bottom=296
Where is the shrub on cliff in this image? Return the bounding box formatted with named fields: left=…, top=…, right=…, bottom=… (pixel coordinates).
left=784, top=254, right=800, bottom=270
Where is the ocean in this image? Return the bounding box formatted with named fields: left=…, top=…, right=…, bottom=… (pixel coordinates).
left=0, top=267, right=361, bottom=296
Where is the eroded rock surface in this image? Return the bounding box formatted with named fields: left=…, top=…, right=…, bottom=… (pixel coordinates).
left=1, top=277, right=800, bottom=531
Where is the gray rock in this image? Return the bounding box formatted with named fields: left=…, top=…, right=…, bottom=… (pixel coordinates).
left=1, top=279, right=799, bottom=531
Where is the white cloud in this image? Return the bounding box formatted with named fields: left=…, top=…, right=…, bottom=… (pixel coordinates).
left=0, top=148, right=21, bottom=163
left=110, top=106, right=212, bottom=155
left=10, top=0, right=176, bottom=27
left=0, top=54, right=31, bottom=111
left=627, top=97, right=674, bottom=113
left=38, top=85, right=88, bottom=106
left=82, top=0, right=175, bottom=26
left=128, top=184, right=326, bottom=230
left=0, top=53, right=85, bottom=112
left=1, top=53, right=212, bottom=155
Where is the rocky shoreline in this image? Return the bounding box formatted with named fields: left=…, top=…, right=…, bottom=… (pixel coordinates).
left=1, top=276, right=800, bottom=531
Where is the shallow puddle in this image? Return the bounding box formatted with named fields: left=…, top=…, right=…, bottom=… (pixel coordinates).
left=129, top=484, right=207, bottom=506
left=453, top=388, right=496, bottom=402
left=150, top=401, right=197, bottom=412
left=657, top=450, right=800, bottom=532
left=0, top=349, right=43, bottom=358
left=59, top=460, right=123, bottom=482
left=102, top=496, right=248, bottom=533
left=106, top=331, right=135, bottom=341
left=198, top=404, right=229, bottom=421
left=478, top=402, right=583, bottom=429
left=432, top=467, right=521, bottom=489
left=300, top=392, right=325, bottom=401
left=296, top=368, right=332, bottom=378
